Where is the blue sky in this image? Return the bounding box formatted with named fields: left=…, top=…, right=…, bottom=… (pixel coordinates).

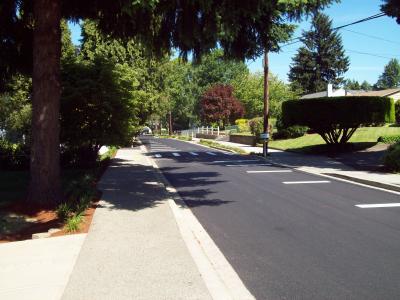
left=69, top=0, right=400, bottom=85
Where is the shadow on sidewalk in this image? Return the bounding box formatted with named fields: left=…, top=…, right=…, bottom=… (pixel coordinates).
left=97, top=157, right=232, bottom=212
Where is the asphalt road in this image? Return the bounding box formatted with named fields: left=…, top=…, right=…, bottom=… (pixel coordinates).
left=140, top=136, right=400, bottom=300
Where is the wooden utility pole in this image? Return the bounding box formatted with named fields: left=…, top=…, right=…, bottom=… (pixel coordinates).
left=262, top=50, right=270, bottom=157
left=168, top=111, right=173, bottom=135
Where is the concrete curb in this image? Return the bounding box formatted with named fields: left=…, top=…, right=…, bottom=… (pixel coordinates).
left=140, top=144, right=255, bottom=300
left=177, top=138, right=400, bottom=195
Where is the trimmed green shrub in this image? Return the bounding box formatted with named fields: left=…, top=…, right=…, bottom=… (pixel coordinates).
left=282, top=96, right=395, bottom=144
left=235, top=118, right=250, bottom=132
left=378, top=135, right=400, bottom=144
left=395, top=101, right=400, bottom=124
left=273, top=125, right=309, bottom=140
left=0, top=140, right=29, bottom=170
left=383, top=142, right=400, bottom=172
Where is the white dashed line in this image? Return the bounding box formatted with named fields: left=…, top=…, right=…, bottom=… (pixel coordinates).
left=355, top=203, right=400, bottom=208
left=247, top=170, right=292, bottom=173
left=283, top=180, right=331, bottom=184
left=154, top=154, right=162, bottom=158
left=225, top=164, right=272, bottom=167
left=189, top=152, right=199, bottom=156
left=172, top=152, right=181, bottom=157
left=213, top=160, right=260, bottom=163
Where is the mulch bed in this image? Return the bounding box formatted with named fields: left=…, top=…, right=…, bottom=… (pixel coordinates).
left=0, top=198, right=100, bottom=243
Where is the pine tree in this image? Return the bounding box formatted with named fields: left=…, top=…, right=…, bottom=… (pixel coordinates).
left=288, top=12, right=349, bottom=94
left=360, top=80, right=372, bottom=91
left=375, top=58, right=400, bottom=89
left=343, top=79, right=360, bottom=90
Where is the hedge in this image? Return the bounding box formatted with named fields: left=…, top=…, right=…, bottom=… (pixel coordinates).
left=282, top=96, right=395, bottom=144
left=395, top=101, right=400, bottom=124
left=378, top=135, right=400, bottom=144
left=383, top=142, right=400, bottom=172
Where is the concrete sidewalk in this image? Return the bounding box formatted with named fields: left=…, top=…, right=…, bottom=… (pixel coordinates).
left=0, top=234, right=85, bottom=300
left=62, top=148, right=212, bottom=300
left=206, top=140, right=400, bottom=191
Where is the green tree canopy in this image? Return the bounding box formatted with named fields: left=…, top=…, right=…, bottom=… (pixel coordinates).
left=381, top=0, right=400, bottom=24
left=288, top=12, right=349, bottom=94
left=375, top=58, right=400, bottom=89
left=0, top=0, right=336, bottom=205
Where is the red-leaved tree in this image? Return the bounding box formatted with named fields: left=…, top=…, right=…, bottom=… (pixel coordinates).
left=200, top=84, right=244, bottom=127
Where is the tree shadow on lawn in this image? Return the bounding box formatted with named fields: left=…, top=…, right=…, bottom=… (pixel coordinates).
left=285, top=142, right=377, bottom=155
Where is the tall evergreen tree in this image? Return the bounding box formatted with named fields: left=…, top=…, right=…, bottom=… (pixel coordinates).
left=375, top=58, right=400, bottom=89
left=288, top=12, right=349, bottom=94
left=360, top=80, right=372, bottom=91
left=343, top=79, right=360, bottom=90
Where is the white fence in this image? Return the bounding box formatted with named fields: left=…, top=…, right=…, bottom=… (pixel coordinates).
left=179, top=126, right=224, bottom=138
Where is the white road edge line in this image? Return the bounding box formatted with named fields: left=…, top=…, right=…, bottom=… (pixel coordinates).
left=247, top=170, right=292, bottom=173
left=172, top=152, right=181, bottom=157
left=213, top=160, right=260, bottom=163
left=283, top=180, right=331, bottom=184
left=141, top=145, right=255, bottom=300
left=356, top=203, right=400, bottom=208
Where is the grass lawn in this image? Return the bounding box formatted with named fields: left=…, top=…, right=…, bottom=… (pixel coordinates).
left=268, top=126, right=400, bottom=154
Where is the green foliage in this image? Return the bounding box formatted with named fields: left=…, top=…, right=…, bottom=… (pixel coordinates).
left=232, top=72, right=296, bottom=119
left=377, top=135, right=400, bottom=144
left=0, top=140, right=29, bottom=170
left=282, top=96, right=395, bottom=144
left=361, top=80, right=373, bottom=91
left=289, top=12, right=349, bottom=94
left=395, top=101, right=400, bottom=124
left=273, top=126, right=309, bottom=140
left=0, top=75, right=32, bottom=143
left=383, top=142, right=400, bottom=172
left=235, top=119, right=250, bottom=133
left=176, top=136, right=192, bottom=141
left=343, top=79, right=360, bottom=90
left=375, top=58, right=400, bottom=89
left=56, top=203, right=72, bottom=221
left=249, top=117, right=264, bottom=137
left=382, top=0, right=400, bottom=24
left=66, top=214, right=84, bottom=233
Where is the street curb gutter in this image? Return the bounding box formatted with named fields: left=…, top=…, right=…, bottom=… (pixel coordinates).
left=140, top=144, right=255, bottom=300
left=188, top=139, right=400, bottom=196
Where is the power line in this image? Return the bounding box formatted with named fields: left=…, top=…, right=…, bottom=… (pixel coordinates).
left=342, top=28, right=400, bottom=46
left=345, top=49, right=400, bottom=60
left=280, top=12, right=387, bottom=48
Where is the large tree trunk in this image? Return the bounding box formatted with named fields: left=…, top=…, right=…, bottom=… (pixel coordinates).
left=27, top=0, right=62, bottom=206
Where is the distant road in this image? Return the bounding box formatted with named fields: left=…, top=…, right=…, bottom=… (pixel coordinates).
left=141, top=136, right=400, bottom=300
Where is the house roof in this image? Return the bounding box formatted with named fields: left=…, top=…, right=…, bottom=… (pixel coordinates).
left=300, top=91, right=327, bottom=99
left=352, top=88, right=400, bottom=97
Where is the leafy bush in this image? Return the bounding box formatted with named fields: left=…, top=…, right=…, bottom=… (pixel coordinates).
left=395, top=101, right=400, bottom=124
left=235, top=118, right=249, bottom=132
left=283, top=96, right=395, bottom=144
left=377, top=135, right=400, bottom=144
left=66, top=214, right=83, bottom=232
left=249, top=117, right=273, bottom=138
left=199, top=139, right=246, bottom=154
left=273, top=125, right=309, bottom=140
left=383, top=142, right=400, bottom=172
left=0, top=140, right=29, bottom=170
left=56, top=203, right=72, bottom=221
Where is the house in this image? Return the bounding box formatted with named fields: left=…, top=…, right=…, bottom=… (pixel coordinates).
left=300, top=84, right=400, bottom=102
left=349, top=88, right=400, bottom=102
left=300, top=84, right=348, bottom=99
